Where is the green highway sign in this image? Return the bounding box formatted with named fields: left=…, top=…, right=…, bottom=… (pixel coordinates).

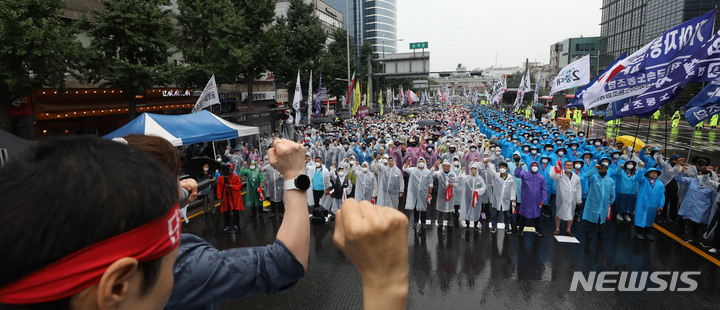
left=409, top=42, right=428, bottom=49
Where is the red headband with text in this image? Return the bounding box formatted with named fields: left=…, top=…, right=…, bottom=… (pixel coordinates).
left=0, top=204, right=181, bottom=304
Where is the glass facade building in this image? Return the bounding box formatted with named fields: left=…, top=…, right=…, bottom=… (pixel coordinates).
left=600, top=0, right=720, bottom=68
left=364, top=0, right=398, bottom=55
left=324, top=0, right=397, bottom=56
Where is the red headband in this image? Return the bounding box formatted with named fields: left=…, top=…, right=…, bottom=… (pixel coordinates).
left=0, top=204, right=181, bottom=304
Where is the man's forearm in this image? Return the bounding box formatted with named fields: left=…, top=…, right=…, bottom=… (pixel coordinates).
left=276, top=190, right=309, bottom=270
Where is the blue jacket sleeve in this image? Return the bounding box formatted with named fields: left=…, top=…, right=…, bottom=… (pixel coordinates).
left=165, top=234, right=305, bottom=310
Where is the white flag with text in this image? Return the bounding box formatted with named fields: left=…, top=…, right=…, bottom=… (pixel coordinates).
left=550, top=55, right=590, bottom=95
left=292, top=71, right=302, bottom=126
left=192, top=75, right=221, bottom=113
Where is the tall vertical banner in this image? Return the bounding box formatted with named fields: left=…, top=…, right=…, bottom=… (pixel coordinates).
left=533, top=73, right=540, bottom=103
left=347, top=71, right=356, bottom=108
left=379, top=89, right=384, bottom=115
left=550, top=55, right=591, bottom=95
left=514, top=70, right=532, bottom=109
left=582, top=9, right=716, bottom=110
left=315, top=73, right=323, bottom=115
left=352, top=82, right=361, bottom=115
left=192, top=74, right=221, bottom=112
left=292, top=71, right=302, bottom=126
left=307, top=70, right=313, bottom=122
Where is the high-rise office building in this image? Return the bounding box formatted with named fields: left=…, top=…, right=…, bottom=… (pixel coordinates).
left=600, top=0, right=720, bottom=68
left=324, top=0, right=398, bottom=56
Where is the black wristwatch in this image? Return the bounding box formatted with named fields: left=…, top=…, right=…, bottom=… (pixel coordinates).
left=285, top=174, right=310, bottom=191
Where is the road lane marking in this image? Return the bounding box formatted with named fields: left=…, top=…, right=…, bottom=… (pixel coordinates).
left=654, top=223, right=720, bottom=267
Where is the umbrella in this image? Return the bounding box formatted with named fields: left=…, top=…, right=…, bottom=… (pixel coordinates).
left=184, top=156, right=221, bottom=177
left=417, top=120, right=439, bottom=127
left=616, top=135, right=646, bottom=152
left=311, top=117, right=334, bottom=124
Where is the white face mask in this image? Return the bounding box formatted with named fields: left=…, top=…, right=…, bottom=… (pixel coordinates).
left=626, top=164, right=635, bottom=170
left=349, top=160, right=356, bottom=165
left=470, top=148, right=477, bottom=152
left=249, top=165, right=256, bottom=170
left=531, top=166, right=539, bottom=173
left=453, top=161, right=460, bottom=167
left=362, top=167, right=369, bottom=173
left=499, top=168, right=507, bottom=174
left=574, top=164, right=582, bottom=169
left=203, top=167, right=209, bottom=172
left=531, top=150, right=537, bottom=155
left=338, top=172, right=346, bottom=177
left=558, top=151, right=565, bottom=156
left=382, top=159, right=388, bottom=163
left=541, top=159, right=549, bottom=164
left=595, top=142, right=602, bottom=146
left=315, top=163, right=322, bottom=168
left=613, top=154, right=620, bottom=159
left=495, top=151, right=501, bottom=156
left=418, top=162, right=426, bottom=169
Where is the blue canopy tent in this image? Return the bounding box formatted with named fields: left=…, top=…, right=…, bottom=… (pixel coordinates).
left=103, top=110, right=259, bottom=147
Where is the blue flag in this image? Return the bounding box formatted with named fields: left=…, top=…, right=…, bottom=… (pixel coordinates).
left=684, top=76, right=720, bottom=126
left=618, top=29, right=720, bottom=118
left=604, top=98, right=631, bottom=122
left=581, top=9, right=716, bottom=110
left=565, top=52, right=627, bottom=109
left=315, top=73, right=322, bottom=115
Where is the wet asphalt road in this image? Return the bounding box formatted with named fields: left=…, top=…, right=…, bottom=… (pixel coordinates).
left=180, top=120, right=720, bottom=309
left=182, top=209, right=720, bottom=310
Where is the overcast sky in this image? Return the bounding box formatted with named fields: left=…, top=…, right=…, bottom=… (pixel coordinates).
left=395, top=0, right=602, bottom=71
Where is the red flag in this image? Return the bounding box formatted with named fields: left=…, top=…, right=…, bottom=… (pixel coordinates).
left=554, top=159, right=563, bottom=175
left=427, top=194, right=432, bottom=204
left=257, top=187, right=264, bottom=201
left=346, top=71, right=356, bottom=104
left=471, top=191, right=478, bottom=208
left=445, top=185, right=453, bottom=201
left=607, top=205, right=612, bottom=220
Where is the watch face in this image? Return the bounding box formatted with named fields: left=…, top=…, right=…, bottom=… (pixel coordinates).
left=295, top=175, right=311, bottom=190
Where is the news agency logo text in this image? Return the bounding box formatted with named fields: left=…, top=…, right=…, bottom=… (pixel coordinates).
left=570, top=271, right=700, bottom=292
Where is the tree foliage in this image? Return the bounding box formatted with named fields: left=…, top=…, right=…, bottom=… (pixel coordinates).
left=84, top=0, right=176, bottom=119
left=232, top=0, right=284, bottom=104
left=0, top=0, right=85, bottom=130
left=271, top=0, right=327, bottom=92
left=321, top=27, right=356, bottom=99
left=176, top=0, right=246, bottom=88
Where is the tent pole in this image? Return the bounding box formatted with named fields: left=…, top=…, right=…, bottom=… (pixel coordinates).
left=212, top=141, right=217, bottom=159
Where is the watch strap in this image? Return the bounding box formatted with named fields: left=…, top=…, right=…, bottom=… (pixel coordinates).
left=284, top=179, right=298, bottom=191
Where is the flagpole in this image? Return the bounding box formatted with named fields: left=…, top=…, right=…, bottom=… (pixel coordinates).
left=645, top=115, right=652, bottom=144
left=631, top=116, right=642, bottom=151
left=687, top=131, right=696, bottom=160
left=664, top=104, right=668, bottom=153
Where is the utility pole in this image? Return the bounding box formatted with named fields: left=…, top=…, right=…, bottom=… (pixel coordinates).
left=368, top=54, right=372, bottom=109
